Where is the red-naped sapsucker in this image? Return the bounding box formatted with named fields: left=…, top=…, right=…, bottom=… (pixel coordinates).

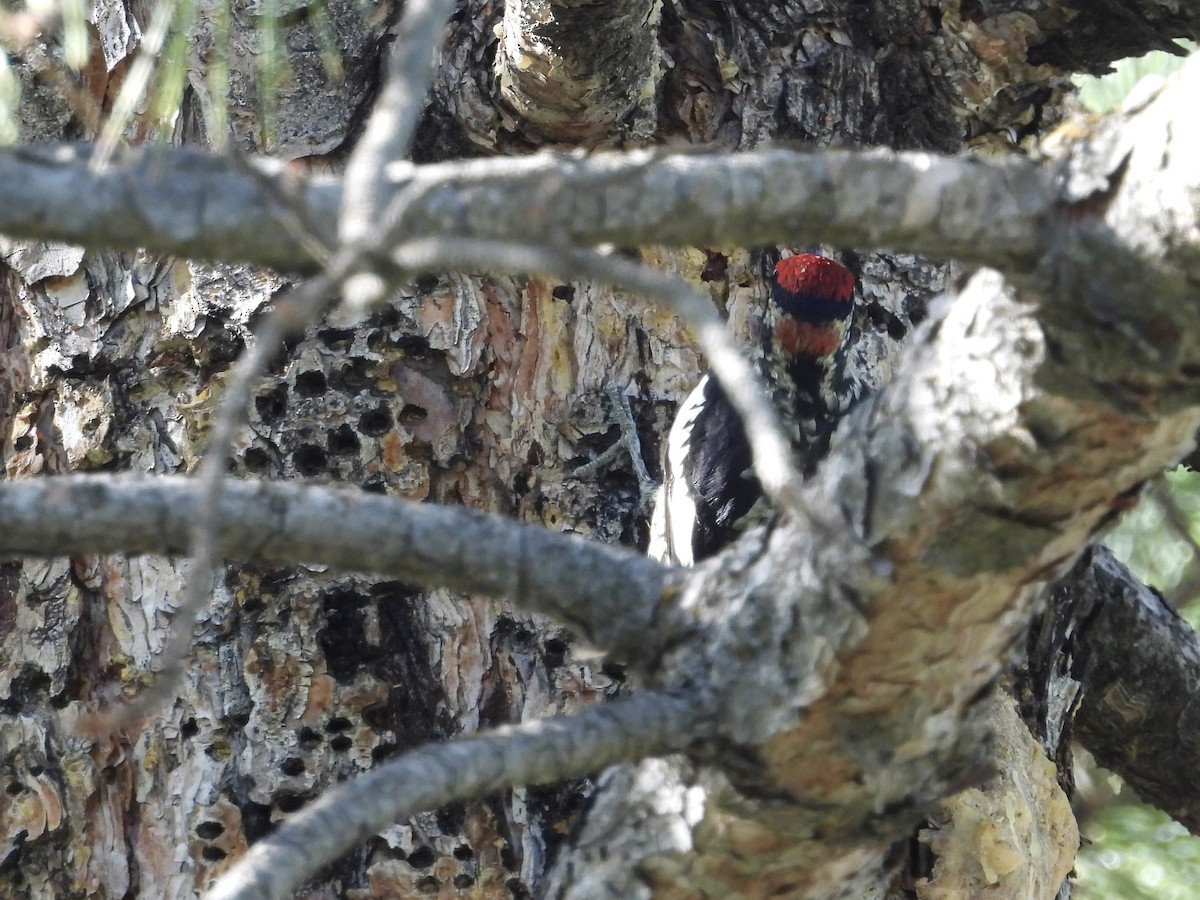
left=649, top=253, right=860, bottom=565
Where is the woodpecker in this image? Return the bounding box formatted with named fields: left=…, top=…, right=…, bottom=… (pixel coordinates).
left=649, top=253, right=859, bottom=566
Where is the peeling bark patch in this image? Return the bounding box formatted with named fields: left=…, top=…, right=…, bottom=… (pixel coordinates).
left=391, top=366, right=462, bottom=462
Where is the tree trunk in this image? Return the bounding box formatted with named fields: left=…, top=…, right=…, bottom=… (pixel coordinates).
left=1, top=1, right=1197, bottom=898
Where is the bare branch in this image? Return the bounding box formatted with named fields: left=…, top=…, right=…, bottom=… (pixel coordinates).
left=225, top=147, right=334, bottom=267
left=204, top=689, right=707, bottom=900
left=0, top=143, right=1052, bottom=273
left=571, top=383, right=658, bottom=511
left=1061, top=546, right=1200, bottom=835
left=10, top=50, right=1200, bottom=297
left=0, top=474, right=678, bottom=660
left=0, top=144, right=340, bottom=267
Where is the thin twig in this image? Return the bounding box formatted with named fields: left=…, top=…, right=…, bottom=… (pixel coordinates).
left=205, top=689, right=708, bottom=900
left=339, top=0, right=456, bottom=245
left=572, top=383, right=659, bottom=511
left=1152, top=481, right=1200, bottom=559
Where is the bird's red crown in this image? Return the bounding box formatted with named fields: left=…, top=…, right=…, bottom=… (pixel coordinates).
left=773, top=254, right=855, bottom=303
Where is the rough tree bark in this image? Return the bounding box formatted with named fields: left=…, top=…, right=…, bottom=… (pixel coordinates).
left=0, top=2, right=1197, bottom=900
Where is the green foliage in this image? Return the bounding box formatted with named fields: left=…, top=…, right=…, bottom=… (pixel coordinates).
left=1079, top=466, right=1200, bottom=898
left=1104, top=466, right=1200, bottom=622
left=1076, top=804, right=1200, bottom=899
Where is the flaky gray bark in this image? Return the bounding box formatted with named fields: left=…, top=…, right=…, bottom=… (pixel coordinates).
left=1, top=2, right=1199, bottom=899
